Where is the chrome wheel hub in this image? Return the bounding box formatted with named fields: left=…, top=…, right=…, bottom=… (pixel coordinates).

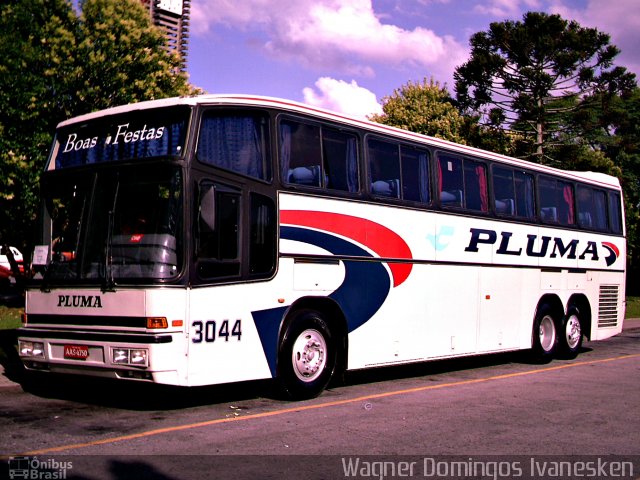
left=292, top=329, right=327, bottom=382
left=539, top=315, right=556, bottom=352
left=565, top=315, right=581, bottom=349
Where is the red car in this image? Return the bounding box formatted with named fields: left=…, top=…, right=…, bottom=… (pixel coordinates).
left=0, top=246, right=24, bottom=274
left=0, top=264, right=11, bottom=280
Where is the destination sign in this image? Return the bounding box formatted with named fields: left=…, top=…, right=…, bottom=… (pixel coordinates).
left=51, top=106, right=190, bottom=169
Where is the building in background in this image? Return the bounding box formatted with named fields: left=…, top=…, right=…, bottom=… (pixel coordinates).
left=140, top=0, right=190, bottom=71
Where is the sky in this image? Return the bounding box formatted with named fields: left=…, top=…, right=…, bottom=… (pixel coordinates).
left=184, top=0, right=640, bottom=119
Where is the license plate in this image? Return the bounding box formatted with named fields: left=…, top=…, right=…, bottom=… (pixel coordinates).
left=64, top=345, right=89, bottom=360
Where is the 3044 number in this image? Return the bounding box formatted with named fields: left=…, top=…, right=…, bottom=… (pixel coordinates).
left=191, top=319, right=242, bottom=343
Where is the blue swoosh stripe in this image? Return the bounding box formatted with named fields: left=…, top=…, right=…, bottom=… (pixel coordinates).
left=252, top=226, right=392, bottom=377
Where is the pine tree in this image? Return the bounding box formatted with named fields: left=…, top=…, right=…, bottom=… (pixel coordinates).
left=454, top=12, right=636, bottom=165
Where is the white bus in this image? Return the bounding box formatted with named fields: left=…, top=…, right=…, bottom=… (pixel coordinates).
left=18, top=95, right=626, bottom=399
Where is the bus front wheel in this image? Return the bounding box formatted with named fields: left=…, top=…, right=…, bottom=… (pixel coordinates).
left=531, top=304, right=559, bottom=362
left=278, top=310, right=337, bottom=400
left=558, top=308, right=583, bottom=359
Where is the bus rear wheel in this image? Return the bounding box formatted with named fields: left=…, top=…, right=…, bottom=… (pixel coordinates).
left=558, top=308, right=583, bottom=359
left=531, top=304, right=559, bottom=363
left=278, top=310, right=337, bottom=400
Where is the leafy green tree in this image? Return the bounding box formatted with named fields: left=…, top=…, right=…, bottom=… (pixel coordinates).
left=558, top=86, right=640, bottom=291
left=370, top=78, right=517, bottom=156
left=593, top=89, right=640, bottom=292
left=370, top=78, right=469, bottom=144
left=454, top=12, right=636, bottom=165
left=0, top=0, right=199, bottom=252
left=0, top=0, right=79, bottom=249
left=75, top=0, right=197, bottom=113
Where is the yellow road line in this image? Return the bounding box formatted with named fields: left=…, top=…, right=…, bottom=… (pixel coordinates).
left=14, top=352, right=640, bottom=456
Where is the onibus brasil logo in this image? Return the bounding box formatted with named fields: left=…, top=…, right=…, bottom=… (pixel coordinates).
left=8, top=456, right=73, bottom=479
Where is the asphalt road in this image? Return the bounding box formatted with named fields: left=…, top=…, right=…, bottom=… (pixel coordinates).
left=0, top=320, right=639, bottom=479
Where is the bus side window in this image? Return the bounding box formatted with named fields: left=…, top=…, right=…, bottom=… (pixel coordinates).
left=608, top=192, right=623, bottom=234
left=493, top=166, right=516, bottom=216
left=514, top=171, right=535, bottom=219
left=368, top=138, right=400, bottom=198
left=539, top=176, right=575, bottom=226
left=280, top=121, right=322, bottom=187
left=197, top=112, right=270, bottom=180
left=577, top=185, right=608, bottom=230
left=463, top=159, right=488, bottom=212
left=437, top=154, right=463, bottom=207
left=249, top=193, right=276, bottom=276
left=197, top=181, right=241, bottom=279
left=323, top=128, right=359, bottom=192
left=493, top=167, right=535, bottom=219
left=401, top=146, right=430, bottom=204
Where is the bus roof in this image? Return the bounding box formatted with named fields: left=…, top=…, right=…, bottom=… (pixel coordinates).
left=57, top=94, right=622, bottom=190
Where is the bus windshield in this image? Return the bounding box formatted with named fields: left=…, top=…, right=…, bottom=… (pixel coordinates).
left=42, top=164, right=183, bottom=285
left=49, top=106, right=190, bottom=170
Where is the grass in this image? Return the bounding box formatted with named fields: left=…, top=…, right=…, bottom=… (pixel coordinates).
left=626, top=296, right=640, bottom=319
left=0, top=305, right=22, bottom=330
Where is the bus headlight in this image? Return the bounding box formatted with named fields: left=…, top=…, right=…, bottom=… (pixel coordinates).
left=130, top=349, right=148, bottom=365
left=19, top=341, right=45, bottom=358
left=113, top=348, right=129, bottom=364
left=111, top=347, right=148, bottom=367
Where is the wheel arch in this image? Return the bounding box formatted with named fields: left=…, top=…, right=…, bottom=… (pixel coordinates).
left=567, top=293, right=592, bottom=341
left=277, top=296, right=349, bottom=376
left=533, top=294, right=564, bottom=343
left=535, top=294, right=564, bottom=319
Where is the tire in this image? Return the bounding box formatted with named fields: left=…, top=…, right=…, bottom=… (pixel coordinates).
left=531, top=303, right=559, bottom=363
left=278, top=309, right=337, bottom=400
left=558, top=308, right=583, bottom=359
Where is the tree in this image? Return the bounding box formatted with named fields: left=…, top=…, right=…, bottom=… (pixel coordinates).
left=557, top=85, right=640, bottom=292
left=581, top=88, right=640, bottom=293
left=454, top=12, right=636, bottom=165
left=0, top=0, right=199, bottom=252
left=370, top=78, right=518, bottom=156
left=370, top=78, right=468, bottom=144
left=75, top=0, right=197, bottom=113
left=0, top=0, right=79, bottom=249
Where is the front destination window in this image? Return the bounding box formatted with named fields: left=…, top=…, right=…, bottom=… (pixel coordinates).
left=50, top=106, right=189, bottom=170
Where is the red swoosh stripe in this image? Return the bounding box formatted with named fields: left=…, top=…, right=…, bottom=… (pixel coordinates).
left=281, top=210, right=413, bottom=287
left=602, top=242, right=620, bottom=257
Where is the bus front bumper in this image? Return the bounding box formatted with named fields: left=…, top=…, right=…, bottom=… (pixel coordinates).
left=17, top=328, right=183, bottom=385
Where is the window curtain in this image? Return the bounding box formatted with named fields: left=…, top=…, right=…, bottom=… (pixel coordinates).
left=476, top=165, right=488, bottom=212
left=346, top=137, right=358, bottom=192
left=198, top=116, right=264, bottom=178
left=523, top=175, right=534, bottom=218
left=418, top=153, right=429, bottom=203
left=279, top=123, right=292, bottom=182
left=563, top=184, right=575, bottom=224
left=594, top=191, right=607, bottom=230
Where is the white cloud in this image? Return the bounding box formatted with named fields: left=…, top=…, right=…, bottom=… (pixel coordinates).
left=190, top=0, right=467, bottom=81
left=190, top=0, right=272, bottom=34
left=473, top=0, right=525, bottom=17
left=302, top=77, right=383, bottom=118
left=472, top=0, right=546, bottom=18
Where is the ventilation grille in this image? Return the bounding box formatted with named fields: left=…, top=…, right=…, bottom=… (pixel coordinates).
left=598, top=285, right=620, bottom=327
